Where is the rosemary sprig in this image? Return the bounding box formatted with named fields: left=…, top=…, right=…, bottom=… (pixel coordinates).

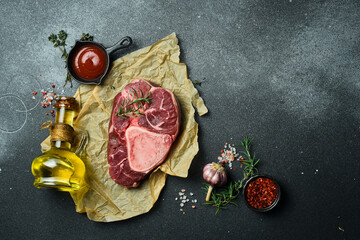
left=203, top=136, right=260, bottom=215
left=48, top=30, right=94, bottom=87
left=115, top=88, right=151, bottom=119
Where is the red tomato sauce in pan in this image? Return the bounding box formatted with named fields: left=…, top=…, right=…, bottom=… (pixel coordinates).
left=73, top=45, right=107, bottom=80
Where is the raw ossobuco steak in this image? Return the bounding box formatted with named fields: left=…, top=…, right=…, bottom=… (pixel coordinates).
left=107, top=79, right=180, bottom=188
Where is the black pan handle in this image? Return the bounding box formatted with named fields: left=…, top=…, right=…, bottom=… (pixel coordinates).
left=105, top=36, right=132, bottom=55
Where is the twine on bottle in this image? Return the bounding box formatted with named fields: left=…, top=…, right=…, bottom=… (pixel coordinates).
left=41, top=120, right=74, bottom=144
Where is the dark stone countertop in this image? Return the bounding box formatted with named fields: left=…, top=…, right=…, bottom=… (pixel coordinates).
left=1, top=0, right=359, bottom=239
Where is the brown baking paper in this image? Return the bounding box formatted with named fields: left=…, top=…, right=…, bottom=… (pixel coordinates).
left=41, top=33, right=208, bottom=222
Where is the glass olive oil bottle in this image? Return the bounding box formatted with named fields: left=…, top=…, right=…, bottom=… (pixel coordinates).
left=31, top=97, right=87, bottom=192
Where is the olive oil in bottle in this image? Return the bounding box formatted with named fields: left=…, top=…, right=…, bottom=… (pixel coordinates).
left=31, top=96, right=87, bottom=192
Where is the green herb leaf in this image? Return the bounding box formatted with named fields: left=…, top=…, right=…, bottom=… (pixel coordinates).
left=116, top=89, right=151, bottom=119
left=192, top=80, right=202, bottom=86
left=80, top=33, right=94, bottom=41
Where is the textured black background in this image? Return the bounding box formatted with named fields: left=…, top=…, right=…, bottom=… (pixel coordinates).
left=1, top=0, right=359, bottom=239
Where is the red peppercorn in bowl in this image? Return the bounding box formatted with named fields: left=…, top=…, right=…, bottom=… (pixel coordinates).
left=243, top=175, right=280, bottom=212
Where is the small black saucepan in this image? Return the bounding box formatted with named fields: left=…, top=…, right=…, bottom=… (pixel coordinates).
left=67, top=36, right=132, bottom=85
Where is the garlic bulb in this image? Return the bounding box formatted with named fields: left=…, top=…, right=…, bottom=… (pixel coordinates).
left=203, top=162, right=227, bottom=201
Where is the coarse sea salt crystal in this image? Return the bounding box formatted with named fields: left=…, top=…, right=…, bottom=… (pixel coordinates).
left=180, top=208, right=183, bottom=211
left=175, top=198, right=178, bottom=200
left=180, top=203, right=184, bottom=207
left=190, top=192, right=193, bottom=196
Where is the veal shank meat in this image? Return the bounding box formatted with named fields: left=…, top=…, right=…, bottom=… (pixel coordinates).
left=107, top=79, right=180, bottom=188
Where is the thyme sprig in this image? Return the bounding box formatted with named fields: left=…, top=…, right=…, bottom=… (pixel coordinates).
left=48, top=30, right=94, bottom=87
left=115, top=88, right=151, bottom=119
left=203, top=136, right=260, bottom=215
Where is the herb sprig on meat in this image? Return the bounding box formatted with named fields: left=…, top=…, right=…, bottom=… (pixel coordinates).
left=115, top=88, right=151, bottom=119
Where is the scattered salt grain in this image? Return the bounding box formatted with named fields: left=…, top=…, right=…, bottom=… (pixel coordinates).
left=176, top=189, right=197, bottom=213
left=39, top=86, right=59, bottom=111
left=301, top=172, right=304, bottom=175
left=217, top=143, right=240, bottom=170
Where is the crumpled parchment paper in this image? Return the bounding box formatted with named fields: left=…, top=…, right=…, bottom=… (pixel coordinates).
left=41, top=33, right=208, bottom=222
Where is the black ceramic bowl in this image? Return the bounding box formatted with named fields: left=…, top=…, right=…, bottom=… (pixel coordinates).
left=243, top=175, right=281, bottom=212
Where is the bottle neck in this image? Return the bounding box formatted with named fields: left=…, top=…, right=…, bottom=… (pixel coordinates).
left=55, top=107, right=74, bottom=126
left=51, top=141, right=71, bottom=150
left=51, top=106, right=75, bottom=150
